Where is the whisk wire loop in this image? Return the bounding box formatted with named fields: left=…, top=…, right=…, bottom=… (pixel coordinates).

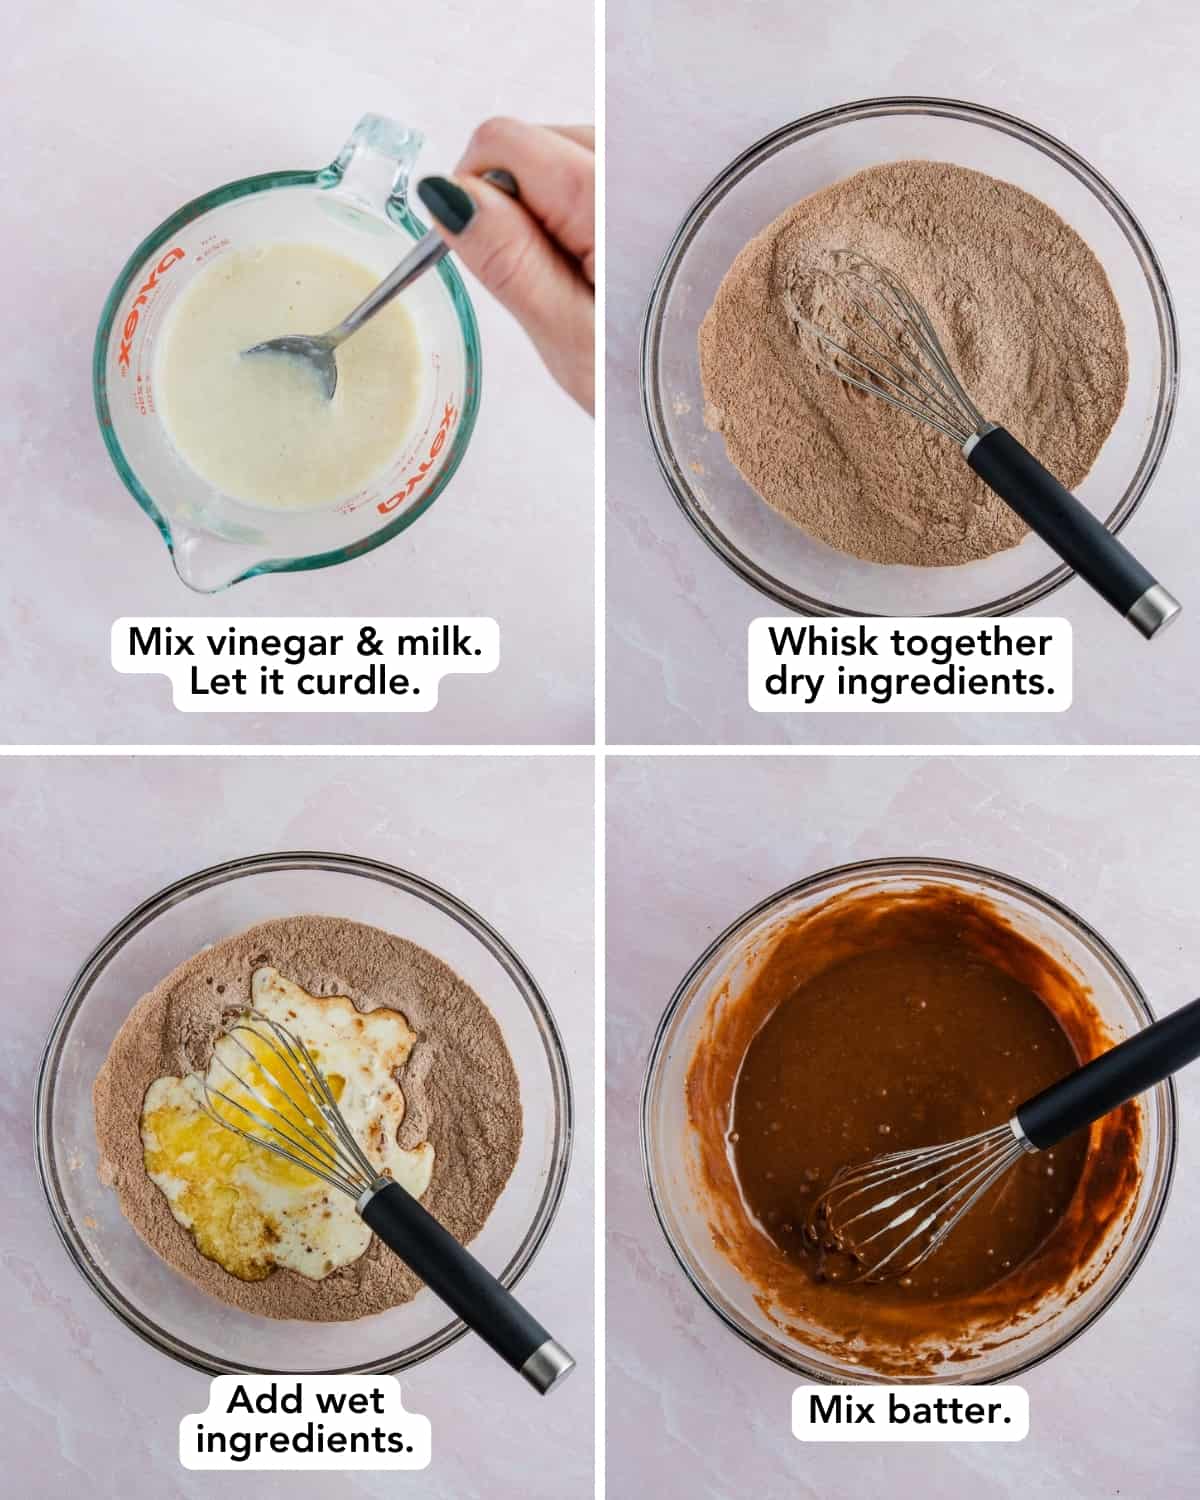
left=827, top=270, right=973, bottom=437
left=788, top=249, right=989, bottom=449
left=810, top=1121, right=1029, bottom=1283
left=199, top=1011, right=384, bottom=1200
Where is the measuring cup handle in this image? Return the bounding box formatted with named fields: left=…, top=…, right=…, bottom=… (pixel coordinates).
left=325, top=113, right=424, bottom=218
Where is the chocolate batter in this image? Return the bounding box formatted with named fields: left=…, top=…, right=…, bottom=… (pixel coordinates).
left=686, top=883, right=1141, bottom=1373
left=734, top=943, right=1087, bottom=1302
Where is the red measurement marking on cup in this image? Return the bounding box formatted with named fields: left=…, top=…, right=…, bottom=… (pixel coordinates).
left=117, top=247, right=186, bottom=375
left=194, top=236, right=231, bottom=266
left=375, top=399, right=459, bottom=514
left=336, top=354, right=441, bottom=515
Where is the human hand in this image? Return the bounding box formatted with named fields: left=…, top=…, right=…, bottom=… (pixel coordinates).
left=417, top=119, right=595, bottom=414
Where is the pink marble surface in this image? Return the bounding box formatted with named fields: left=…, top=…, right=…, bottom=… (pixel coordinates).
left=607, top=754, right=1199, bottom=1496
left=1, top=754, right=594, bottom=1497
left=606, top=0, right=1200, bottom=745
left=2, top=0, right=593, bottom=745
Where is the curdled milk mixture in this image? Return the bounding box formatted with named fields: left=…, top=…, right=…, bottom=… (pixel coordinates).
left=158, top=243, right=422, bottom=510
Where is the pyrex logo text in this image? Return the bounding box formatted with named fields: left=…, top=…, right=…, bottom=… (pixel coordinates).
left=118, top=248, right=186, bottom=374
left=376, top=401, right=459, bottom=514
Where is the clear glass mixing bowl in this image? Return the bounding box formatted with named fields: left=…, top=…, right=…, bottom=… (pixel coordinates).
left=95, top=115, right=481, bottom=593
left=642, top=858, right=1176, bottom=1383
left=36, top=852, right=572, bottom=1375
left=641, top=97, right=1179, bottom=616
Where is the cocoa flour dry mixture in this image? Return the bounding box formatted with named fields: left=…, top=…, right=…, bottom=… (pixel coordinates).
left=698, top=160, right=1128, bottom=566
left=93, top=915, right=522, bottom=1321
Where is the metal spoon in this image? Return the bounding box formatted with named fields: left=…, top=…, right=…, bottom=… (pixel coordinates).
left=243, top=168, right=518, bottom=399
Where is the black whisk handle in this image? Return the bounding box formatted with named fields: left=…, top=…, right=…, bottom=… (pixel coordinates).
left=1016, top=996, right=1200, bottom=1149
left=966, top=426, right=1180, bottom=638
left=360, top=1181, right=574, bottom=1394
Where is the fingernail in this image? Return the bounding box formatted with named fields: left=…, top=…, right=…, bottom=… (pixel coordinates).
left=482, top=168, right=519, bottom=199
left=417, top=176, right=475, bottom=235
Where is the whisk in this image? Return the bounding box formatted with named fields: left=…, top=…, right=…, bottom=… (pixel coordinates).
left=788, top=250, right=1180, bottom=639
left=201, top=1010, right=574, bottom=1394
left=809, top=994, right=1200, bottom=1283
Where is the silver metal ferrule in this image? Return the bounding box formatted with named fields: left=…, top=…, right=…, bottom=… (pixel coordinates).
left=961, top=420, right=999, bottom=459
left=1008, top=1115, right=1037, bottom=1153
left=520, top=1338, right=576, bottom=1395
left=1126, top=583, right=1182, bottom=640
left=355, top=1177, right=392, bottom=1215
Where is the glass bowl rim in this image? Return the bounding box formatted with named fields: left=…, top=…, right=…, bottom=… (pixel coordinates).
left=93, top=169, right=483, bottom=589
left=640, top=94, right=1180, bottom=617
left=640, top=854, right=1179, bottom=1382
left=35, top=849, right=573, bottom=1375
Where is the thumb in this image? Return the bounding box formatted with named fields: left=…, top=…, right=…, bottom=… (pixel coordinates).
left=416, top=173, right=584, bottom=349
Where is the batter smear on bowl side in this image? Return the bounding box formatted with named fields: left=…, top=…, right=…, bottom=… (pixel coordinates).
left=698, top=161, right=1129, bottom=565
left=686, top=884, right=1141, bottom=1372
left=94, top=915, right=521, bottom=1321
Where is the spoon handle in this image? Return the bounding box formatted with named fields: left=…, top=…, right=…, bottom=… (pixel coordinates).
left=327, top=232, right=449, bottom=343
left=1015, top=995, right=1200, bottom=1149
left=327, top=169, right=520, bottom=345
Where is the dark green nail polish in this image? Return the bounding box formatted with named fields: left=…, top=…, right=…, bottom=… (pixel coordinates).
left=417, top=176, right=475, bottom=234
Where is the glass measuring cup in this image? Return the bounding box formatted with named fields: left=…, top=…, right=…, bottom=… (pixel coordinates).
left=94, top=115, right=481, bottom=593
